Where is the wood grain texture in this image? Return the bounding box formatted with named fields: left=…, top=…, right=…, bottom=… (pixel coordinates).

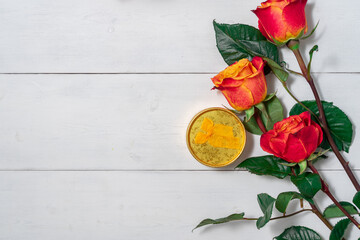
left=0, top=171, right=356, bottom=240
left=1, top=0, right=360, bottom=239
left=0, top=73, right=358, bottom=170
left=0, top=0, right=359, bottom=73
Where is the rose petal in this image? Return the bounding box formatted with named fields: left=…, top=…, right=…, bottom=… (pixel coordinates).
left=274, top=115, right=305, bottom=134
left=219, top=78, right=244, bottom=88
left=282, top=134, right=308, bottom=162
left=252, top=5, right=289, bottom=43
left=218, top=84, right=254, bottom=111
left=260, top=130, right=277, bottom=155
left=311, top=121, right=323, bottom=145
left=268, top=132, right=289, bottom=155
left=258, top=21, right=272, bottom=40
left=299, top=111, right=311, bottom=126
left=211, top=73, right=224, bottom=86
left=243, top=77, right=267, bottom=105
left=250, top=57, right=265, bottom=71
left=296, top=125, right=321, bottom=156
left=282, top=0, right=308, bottom=36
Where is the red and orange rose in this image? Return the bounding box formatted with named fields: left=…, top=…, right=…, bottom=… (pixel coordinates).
left=211, top=57, right=267, bottom=111
left=260, top=111, right=323, bottom=163
left=253, top=0, right=308, bottom=45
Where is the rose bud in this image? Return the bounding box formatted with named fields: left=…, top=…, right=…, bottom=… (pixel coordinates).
left=253, top=0, right=308, bottom=45
left=260, top=112, right=323, bottom=163
left=211, top=57, right=267, bottom=111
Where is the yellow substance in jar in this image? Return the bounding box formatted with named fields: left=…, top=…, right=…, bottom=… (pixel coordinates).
left=194, top=118, right=241, bottom=149
left=187, top=108, right=246, bottom=167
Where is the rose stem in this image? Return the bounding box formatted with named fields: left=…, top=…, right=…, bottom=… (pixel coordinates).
left=242, top=209, right=313, bottom=221
left=254, top=108, right=267, bottom=134
left=281, top=82, right=320, bottom=122
left=253, top=88, right=335, bottom=231
left=308, top=161, right=360, bottom=229
left=308, top=202, right=334, bottom=230
left=287, top=40, right=360, bottom=192
left=254, top=102, right=335, bottom=232
left=254, top=106, right=335, bottom=231
left=242, top=206, right=334, bottom=231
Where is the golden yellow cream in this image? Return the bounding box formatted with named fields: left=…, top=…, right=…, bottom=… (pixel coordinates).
left=187, top=108, right=246, bottom=167
left=194, top=117, right=241, bottom=149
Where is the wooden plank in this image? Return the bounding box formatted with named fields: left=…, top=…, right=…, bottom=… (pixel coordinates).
left=0, top=0, right=358, bottom=73
left=0, top=73, right=358, bottom=170
left=0, top=170, right=355, bottom=239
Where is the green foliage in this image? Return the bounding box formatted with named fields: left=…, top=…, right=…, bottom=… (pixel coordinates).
left=275, top=192, right=303, bottom=214
left=213, top=21, right=279, bottom=66
left=353, top=191, right=360, bottom=210
left=329, top=218, right=351, bottom=240
left=307, top=150, right=329, bottom=163
left=290, top=101, right=353, bottom=152
left=274, top=226, right=321, bottom=240
left=236, top=155, right=291, bottom=179
left=263, top=92, right=276, bottom=102
left=193, top=213, right=245, bottom=231
left=243, top=95, right=284, bottom=135
left=301, top=21, right=320, bottom=40
left=307, top=45, right=318, bottom=76
left=264, top=57, right=289, bottom=82
left=298, top=161, right=307, bottom=175
left=323, top=202, right=358, bottom=218
left=291, top=173, right=322, bottom=199
left=244, top=107, right=255, bottom=122
left=256, top=193, right=276, bottom=229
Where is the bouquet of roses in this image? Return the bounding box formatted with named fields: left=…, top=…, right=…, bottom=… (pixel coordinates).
left=192, top=0, right=360, bottom=239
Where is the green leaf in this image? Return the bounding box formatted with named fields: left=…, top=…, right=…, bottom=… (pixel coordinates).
left=239, top=40, right=280, bottom=63
left=279, top=162, right=297, bottom=167
left=353, top=191, right=360, bottom=210
left=264, top=57, right=289, bottom=82
left=236, top=155, right=291, bottom=179
left=193, top=213, right=245, bottom=231
left=243, top=95, right=284, bottom=135
left=255, top=102, right=269, bottom=120
left=262, top=96, right=284, bottom=130
left=301, top=20, right=320, bottom=40
left=298, top=161, right=307, bottom=175
left=323, top=201, right=358, bottom=218
left=213, top=21, right=280, bottom=65
left=275, top=192, right=303, bottom=214
left=290, top=101, right=353, bottom=152
left=242, top=116, right=263, bottom=135
left=245, top=107, right=255, bottom=122
left=256, top=193, right=276, bottom=229
left=329, top=218, right=351, bottom=240
left=307, top=45, right=318, bottom=76
left=291, top=173, right=322, bottom=199
left=307, top=149, right=330, bottom=162
left=263, top=92, right=276, bottom=102
left=274, top=226, right=321, bottom=240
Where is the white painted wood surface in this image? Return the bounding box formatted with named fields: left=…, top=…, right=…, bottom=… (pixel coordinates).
left=0, top=73, right=359, bottom=171
left=0, top=171, right=357, bottom=240
left=0, top=0, right=359, bottom=73
left=0, top=0, right=360, bottom=239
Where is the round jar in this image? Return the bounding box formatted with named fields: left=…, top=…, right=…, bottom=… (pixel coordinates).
left=186, top=107, right=246, bottom=167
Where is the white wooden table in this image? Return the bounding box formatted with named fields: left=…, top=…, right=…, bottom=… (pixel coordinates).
left=0, top=0, right=360, bottom=239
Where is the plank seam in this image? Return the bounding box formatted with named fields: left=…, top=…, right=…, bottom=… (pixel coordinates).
left=0, top=72, right=360, bottom=75
left=0, top=169, right=356, bottom=172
